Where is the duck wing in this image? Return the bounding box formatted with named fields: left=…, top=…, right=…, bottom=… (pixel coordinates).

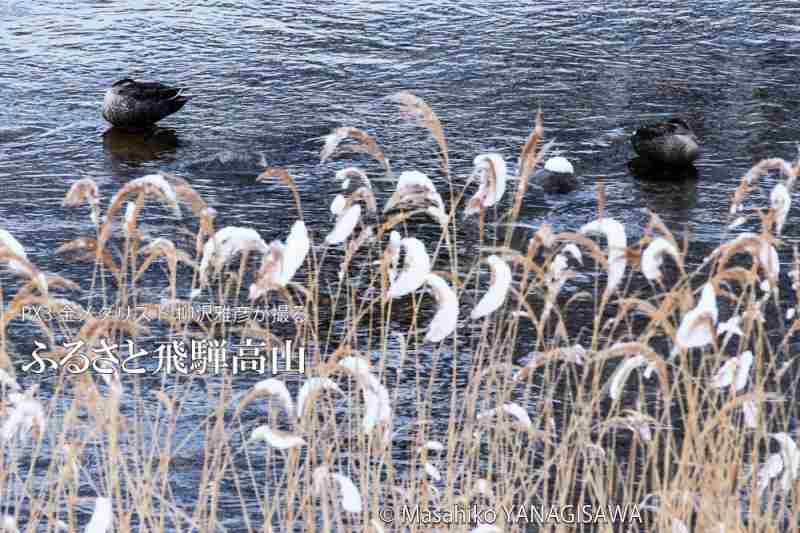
left=633, top=121, right=678, bottom=141
left=119, top=81, right=185, bottom=102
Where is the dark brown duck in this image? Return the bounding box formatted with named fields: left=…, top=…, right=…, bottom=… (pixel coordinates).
left=102, top=79, right=190, bottom=130
left=631, top=118, right=699, bottom=166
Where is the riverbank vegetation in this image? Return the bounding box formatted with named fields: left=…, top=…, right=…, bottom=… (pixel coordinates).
left=0, top=92, right=798, bottom=532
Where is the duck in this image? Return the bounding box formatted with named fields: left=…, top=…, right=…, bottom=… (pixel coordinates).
left=534, top=156, right=578, bottom=193
left=102, top=79, right=190, bottom=130
left=631, top=118, right=699, bottom=166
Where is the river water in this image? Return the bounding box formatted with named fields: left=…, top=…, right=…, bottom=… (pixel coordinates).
left=1, top=0, right=800, bottom=529
left=2, top=1, right=799, bottom=252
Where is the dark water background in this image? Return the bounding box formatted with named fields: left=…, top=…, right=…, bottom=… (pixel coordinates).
left=2, top=0, right=800, bottom=529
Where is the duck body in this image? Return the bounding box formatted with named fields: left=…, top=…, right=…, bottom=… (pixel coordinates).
left=535, top=156, right=578, bottom=193
left=631, top=118, right=699, bottom=166
left=103, top=79, right=190, bottom=130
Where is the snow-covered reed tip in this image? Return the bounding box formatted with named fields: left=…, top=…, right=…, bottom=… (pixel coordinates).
left=250, top=425, right=306, bottom=449
left=384, top=170, right=444, bottom=213
left=335, top=166, right=372, bottom=190
left=62, top=177, right=101, bottom=225
left=608, top=355, right=649, bottom=400
left=711, top=350, right=752, bottom=392
left=1, top=388, right=45, bottom=441
left=326, top=197, right=362, bottom=245
left=675, top=283, right=718, bottom=350
left=312, top=467, right=363, bottom=513
left=84, top=496, right=112, bottom=533
left=465, top=154, right=508, bottom=216
left=424, top=274, right=459, bottom=343
left=641, top=237, right=680, bottom=282
left=0, top=228, right=30, bottom=274
left=477, top=403, right=533, bottom=431
left=770, top=182, right=791, bottom=236
left=580, top=218, right=627, bottom=298
left=249, top=220, right=310, bottom=300
left=470, top=255, right=512, bottom=319
left=338, top=356, right=392, bottom=435
left=199, top=227, right=268, bottom=286
left=388, top=237, right=431, bottom=298
left=296, top=377, right=343, bottom=420
left=108, top=174, right=181, bottom=219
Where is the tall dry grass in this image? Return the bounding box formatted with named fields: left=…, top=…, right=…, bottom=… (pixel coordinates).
left=0, top=93, right=798, bottom=533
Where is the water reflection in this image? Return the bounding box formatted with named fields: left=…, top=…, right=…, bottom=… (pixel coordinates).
left=102, top=126, right=180, bottom=166
left=628, top=158, right=699, bottom=220
left=627, top=157, right=700, bottom=182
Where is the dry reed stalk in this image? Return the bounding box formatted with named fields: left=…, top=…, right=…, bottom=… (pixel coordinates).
left=99, top=174, right=182, bottom=251
left=729, top=157, right=793, bottom=216
left=320, top=127, right=391, bottom=177
left=389, top=91, right=449, bottom=177
left=136, top=238, right=196, bottom=302
left=62, top=177, right=101, bottom=225
left=596, top=177, right=606, bottom=220
left=518, top=110, right=545, bottom=180
left=0, top=251, right=47, bottom=293
left=256, top=167, right=305, bottom=220
left=56, top=238, right=121, bottom=283
left=2, top=95, right=798, bottom=533
left=504, top=114, right=554, bottom=247
left=160, top=172, right=209, bottom=217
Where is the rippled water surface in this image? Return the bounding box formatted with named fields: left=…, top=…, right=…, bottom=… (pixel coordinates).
left=2, top=0, right=800, bottom=528
left=3, top=2, right=799, bottom=249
